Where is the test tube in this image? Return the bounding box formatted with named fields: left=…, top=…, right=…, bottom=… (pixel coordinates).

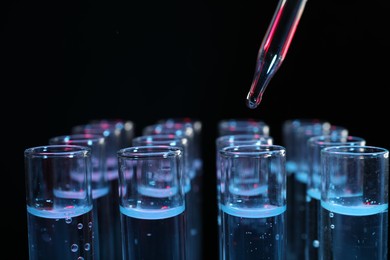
left=246, top=0, right=309, bottom=109
left=24, top=145, right=95, bottom=260
left=219, top=144, right=287, bottom=259
left=218, top=118, right=270, bottom=137
left=320, top=146, right=388, bottom=259
left=117, top=146, right=187, bottom=260
left=89, top=118, right=135, bottom=148
left=215, top=134, right=273, bottom=260
left=306, top=135, right=366, bottom=260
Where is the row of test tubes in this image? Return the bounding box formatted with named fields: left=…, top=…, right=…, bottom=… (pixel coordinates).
left=215, top=118, right=388, bottom=260
left=24, top=118, right=204, bottom=260
left=24, top=117, right=388, bottom=259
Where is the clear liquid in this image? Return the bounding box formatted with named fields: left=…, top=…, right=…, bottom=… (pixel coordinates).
left=109, top=178, right=122, bottom=260
left=286, top=173, right=296, bottom=259
left=120, top=206, right=186, bottom=260
left=221, top=206, right=286, bottom=259
left=246, top=0, right=308, bottom=109
left=106, top=157, right=118, bottom=181
left=186, top=173, right=203, bottom=260
left=306, top=189, right=321, bottom=260
left=27, top=206, right=95, bottom=260
left=94, top=189, right=116, bottom=260
left=320, top=202, right=388, bottom=260
left=292, top=176, right=307, bottom=260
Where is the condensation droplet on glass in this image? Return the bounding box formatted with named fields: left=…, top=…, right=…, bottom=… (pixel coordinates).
left=147, top=233, right=152, bottom=237
left=88, top=222, right=93, bottom=229
left=330, top=224, right=335, bottom=229
left=71, top=244, right=79, bottom=252
left=312, top=240, right=319, bottom=248
left=78, top=257, right=84, bottom=260
left=84, top=243, right=91, bottom=251
left=329, top=212, right=334, bottom=218
left=275, top=234, right=280, bottom=240
left=77, top=223, right=83, bottom=230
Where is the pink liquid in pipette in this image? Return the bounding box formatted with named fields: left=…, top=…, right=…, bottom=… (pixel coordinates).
left=246, top=0, right=308, bottom=109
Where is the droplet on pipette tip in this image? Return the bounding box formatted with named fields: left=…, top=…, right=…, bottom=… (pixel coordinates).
left=246, top=93, right=262, bottom=109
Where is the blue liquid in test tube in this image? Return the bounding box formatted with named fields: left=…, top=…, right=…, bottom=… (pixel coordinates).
left=120, top=206, right=187, bottom=259
left=27, top=206, right=95, bottom=260
left=320, top=201, right=388, bottom=259
left=221, top=206, right=286, bottom=259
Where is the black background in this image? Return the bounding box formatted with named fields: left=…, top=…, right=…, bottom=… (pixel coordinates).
left=3, top=1, right=389, bottom=259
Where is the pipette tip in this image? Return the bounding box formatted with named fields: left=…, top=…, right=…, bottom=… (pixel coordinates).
left=246, top=94, right=262, bottom=109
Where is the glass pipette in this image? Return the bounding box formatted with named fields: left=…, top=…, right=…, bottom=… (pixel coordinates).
left=246, top=0, right=309, bottom=109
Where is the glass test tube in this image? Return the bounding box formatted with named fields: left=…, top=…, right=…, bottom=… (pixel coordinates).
left=24, top=145, right=95, bottom=260
left=218, top=118, right=270, bottom=137
left=118, top=146, right=187, bottom=260
left=89, top=119, right=135, bottom=148
left=215, top=134, right=273, bottom=260
left=306, top=135, right=366, bottom=260
left=219, top=144, right=287, bottom=260
left=320, top=146, right=388, bottom=260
